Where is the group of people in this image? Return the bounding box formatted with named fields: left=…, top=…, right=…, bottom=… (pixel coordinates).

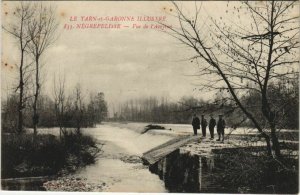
left=192, top=114, right=225, bottom=142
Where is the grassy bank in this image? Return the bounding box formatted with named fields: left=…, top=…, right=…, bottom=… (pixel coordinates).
left=2, top=131, right=100, bottom=179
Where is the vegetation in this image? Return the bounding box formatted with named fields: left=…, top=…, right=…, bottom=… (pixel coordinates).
left=161, top=0, right=299, bottom=158
left=3, top=2, right=58, bottom=135
left=1, top=131, right=100, bottom=179
left=1, top=1, right=298, bottom=193
left=1, top=89, right=108, bottom=134
left=211, top=147, right=298, bottom=193
left=115, top=80, right=298, bottom=130
left=2, top=2, right=107, bottom=180
left=1, top=84, right=107, bottom=178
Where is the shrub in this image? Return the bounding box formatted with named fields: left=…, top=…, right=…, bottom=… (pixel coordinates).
left=62, top=130, right=99, bottom=167
left=210, top=148, right=298, bottom=193
left=1, top=132, right=100, bottom=179
left=2, top=134, right=61, bottom=178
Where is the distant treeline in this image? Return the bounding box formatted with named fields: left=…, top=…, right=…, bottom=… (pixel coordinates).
left=2, top=89, right=108, bottom=133
left=114, top=95, right=249, bottom=126
left=114, top=82, right=298, bottom=129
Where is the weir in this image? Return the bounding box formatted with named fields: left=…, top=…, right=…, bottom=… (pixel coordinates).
left=147, top=149, right=231, bottom=193
left=141, top=135, right=263, bottom=193
left=142, top=135, right=199, bottom=165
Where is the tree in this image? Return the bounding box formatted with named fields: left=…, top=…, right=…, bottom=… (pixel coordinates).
left=87, top=93, right=107, bottom=127
left=73, top=84, right=84, bottom=134
left=94, top=92, right=108, bottom=123
left=163, top=1, right=299, bottom=158
left=27, top=3, right=59, bottom=135
left=53, top=72, right=66, bottom=140
left=3, top=3, right=35, bottom=133
left=1, top=95, right=19, bottom=133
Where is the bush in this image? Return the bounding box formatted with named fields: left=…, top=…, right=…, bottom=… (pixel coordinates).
left=1, top=132, right=100, bottom=179
left=62, top=131, right=99, bottom=167
left=210, top=148, right=298, bottom=193
left=2, top=134, right=61, bottom=178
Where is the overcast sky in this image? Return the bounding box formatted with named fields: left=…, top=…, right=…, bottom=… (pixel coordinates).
left=1, top=1, right=240, bottom=114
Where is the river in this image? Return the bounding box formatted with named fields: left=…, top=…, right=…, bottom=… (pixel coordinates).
left=70, top=123, right=174, bottom=192
left=9, top=122, right=298, bottom=192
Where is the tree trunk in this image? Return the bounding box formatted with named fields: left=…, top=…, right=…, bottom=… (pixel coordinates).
left=213, top=61, right=273, bottom=157
left=261, top=93, right=281, bottom=158
left=17, top=49, right=25, bottom=134
left=18, top=67, right=24, bottom=133
left=33, top=100, right=38, bottom=135
left=262, top=132, right=272, bottom=156
left=263, top=0, right=280, bottom=158
left=33, top=56, right=40, bottom=135
left=270, top=124, right=281, bottom=158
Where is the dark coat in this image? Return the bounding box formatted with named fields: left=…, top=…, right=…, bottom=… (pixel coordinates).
left=201, top=118, right=207, bottom=127
left=217, top=119, right=226, bottom=131
left=209, top=118, right=216, bottom=128
left=192, top=117, right=200, bottom=129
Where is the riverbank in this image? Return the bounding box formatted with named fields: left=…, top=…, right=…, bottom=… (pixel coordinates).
left=1, top=131, right=100, bottom=191
left=4, top=122, right=297, bottom=192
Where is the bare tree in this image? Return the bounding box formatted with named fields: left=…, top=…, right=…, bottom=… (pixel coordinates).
left=3, top=3, right=35, bottom=133
left=53, top=72, right=66, bottom=140
left=27, top=3, right=59, bottom=135
left=73, top=84, right=84, bottom=134
left=163, top=1, right=299, bottom=158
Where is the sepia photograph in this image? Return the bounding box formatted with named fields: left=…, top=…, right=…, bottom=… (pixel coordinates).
left=1, top=0, right=299, bottom=193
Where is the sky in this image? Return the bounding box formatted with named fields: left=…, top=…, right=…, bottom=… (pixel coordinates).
left=3, top=1, right=297, bottom=115
left=2, top=1, right=226, bottom=113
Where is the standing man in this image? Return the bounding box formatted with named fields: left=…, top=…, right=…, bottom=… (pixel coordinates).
left=201, top=115, right=207, bottom=137
left=192, top=114, right=200, bottom=135
left=217, top=115, right=226, bottom=142
left=209, top=115, right=216, bottom=140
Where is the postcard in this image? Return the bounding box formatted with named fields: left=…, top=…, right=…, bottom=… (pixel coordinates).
left=1, top=0, right=299, bottom=194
